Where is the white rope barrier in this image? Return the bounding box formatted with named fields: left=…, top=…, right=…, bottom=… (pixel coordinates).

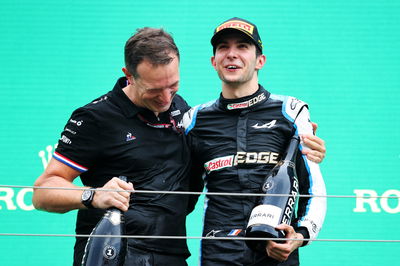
left=1, top=184, right=399, bottom=244
left=1, top=184, right=399, bottom=199
left=1, top=233, right=399, bottom=243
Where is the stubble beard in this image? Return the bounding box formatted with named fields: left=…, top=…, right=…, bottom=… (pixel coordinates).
left=218, top=70, right=253, bottom=88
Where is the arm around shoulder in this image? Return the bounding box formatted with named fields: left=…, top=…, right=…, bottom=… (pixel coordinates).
left=294, top=106, right=327, bottom=243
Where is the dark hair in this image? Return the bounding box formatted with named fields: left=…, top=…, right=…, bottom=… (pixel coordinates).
left=124, top=27, right=180, bottom=78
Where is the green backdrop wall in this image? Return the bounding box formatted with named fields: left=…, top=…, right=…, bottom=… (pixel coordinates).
left=1, top=0, right=399, bottom=265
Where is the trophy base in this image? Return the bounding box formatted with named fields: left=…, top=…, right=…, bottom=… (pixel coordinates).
left=245, top=224, right=285, bottom=251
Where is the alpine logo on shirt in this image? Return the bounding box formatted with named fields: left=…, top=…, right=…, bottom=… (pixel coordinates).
left=226, top=93, right=266, bottom=110
left=251, top=120, right=277, bottom=129
left=204, top=151, right=280, bottom=173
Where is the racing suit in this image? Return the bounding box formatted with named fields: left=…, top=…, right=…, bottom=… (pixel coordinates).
left=183, top=85, right=327, bottom=266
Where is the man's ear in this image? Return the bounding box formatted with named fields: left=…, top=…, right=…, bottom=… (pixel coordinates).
left=255, top=54, right=266, bottom=70
left=211, top=56, right=217, bottom=70
left=122, top=67, right=130, bottom=77
left=122, top=67, right=133, bottom=84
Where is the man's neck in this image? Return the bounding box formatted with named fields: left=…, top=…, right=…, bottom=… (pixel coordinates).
left=221, top=78, right=259, bottom=99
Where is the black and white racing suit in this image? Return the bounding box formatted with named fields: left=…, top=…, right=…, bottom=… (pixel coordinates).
left=183, top=85, right=327, bottom=266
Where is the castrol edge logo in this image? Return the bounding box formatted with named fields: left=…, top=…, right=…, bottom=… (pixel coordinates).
left=204, top=155, right=234, bottom=173
left=227, top=93, right=266, bottom=110
left=204, top=151, right=280, bottom=173
left=216, top=20, right=254, bottom=35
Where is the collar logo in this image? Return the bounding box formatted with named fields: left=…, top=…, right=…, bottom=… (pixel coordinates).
left=227, top=93, right=266, bottom=110
left=216, top=20, right=254, bottom=35
left=170, top=110, right=181, bottom=117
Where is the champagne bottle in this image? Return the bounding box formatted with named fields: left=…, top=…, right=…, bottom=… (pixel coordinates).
left=245, top=136, right=300, bottom=251
left=81, top=176, right=128, bottom=266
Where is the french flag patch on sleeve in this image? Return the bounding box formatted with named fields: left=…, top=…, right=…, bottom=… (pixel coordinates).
left=53, top=152, right=88, bottom=172
left=228, top=229, right=242, bottom=236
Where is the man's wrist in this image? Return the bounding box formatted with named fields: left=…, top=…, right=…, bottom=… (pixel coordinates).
left=294, top=233, right=304, bottom=248
left=295, top=227, right=310, bottom=246
left=81, top=188, right=96, bottom=209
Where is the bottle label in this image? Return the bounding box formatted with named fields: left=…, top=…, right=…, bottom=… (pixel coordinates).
left=247, top=204, right=282, bottom=228
left=103, top=245, right=117, bottom=260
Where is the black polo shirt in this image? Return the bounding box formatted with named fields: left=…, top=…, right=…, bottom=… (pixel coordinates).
left=54, top=77, right=194, bottom=261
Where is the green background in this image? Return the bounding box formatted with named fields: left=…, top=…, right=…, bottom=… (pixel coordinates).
left=1, top=0, right=399, bottom=265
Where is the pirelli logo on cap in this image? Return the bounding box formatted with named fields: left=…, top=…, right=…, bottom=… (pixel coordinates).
left=216, top=20, right=254, bottom=35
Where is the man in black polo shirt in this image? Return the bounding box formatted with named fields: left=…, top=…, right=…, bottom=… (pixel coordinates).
left=33, top=28, right=199, bottom=265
